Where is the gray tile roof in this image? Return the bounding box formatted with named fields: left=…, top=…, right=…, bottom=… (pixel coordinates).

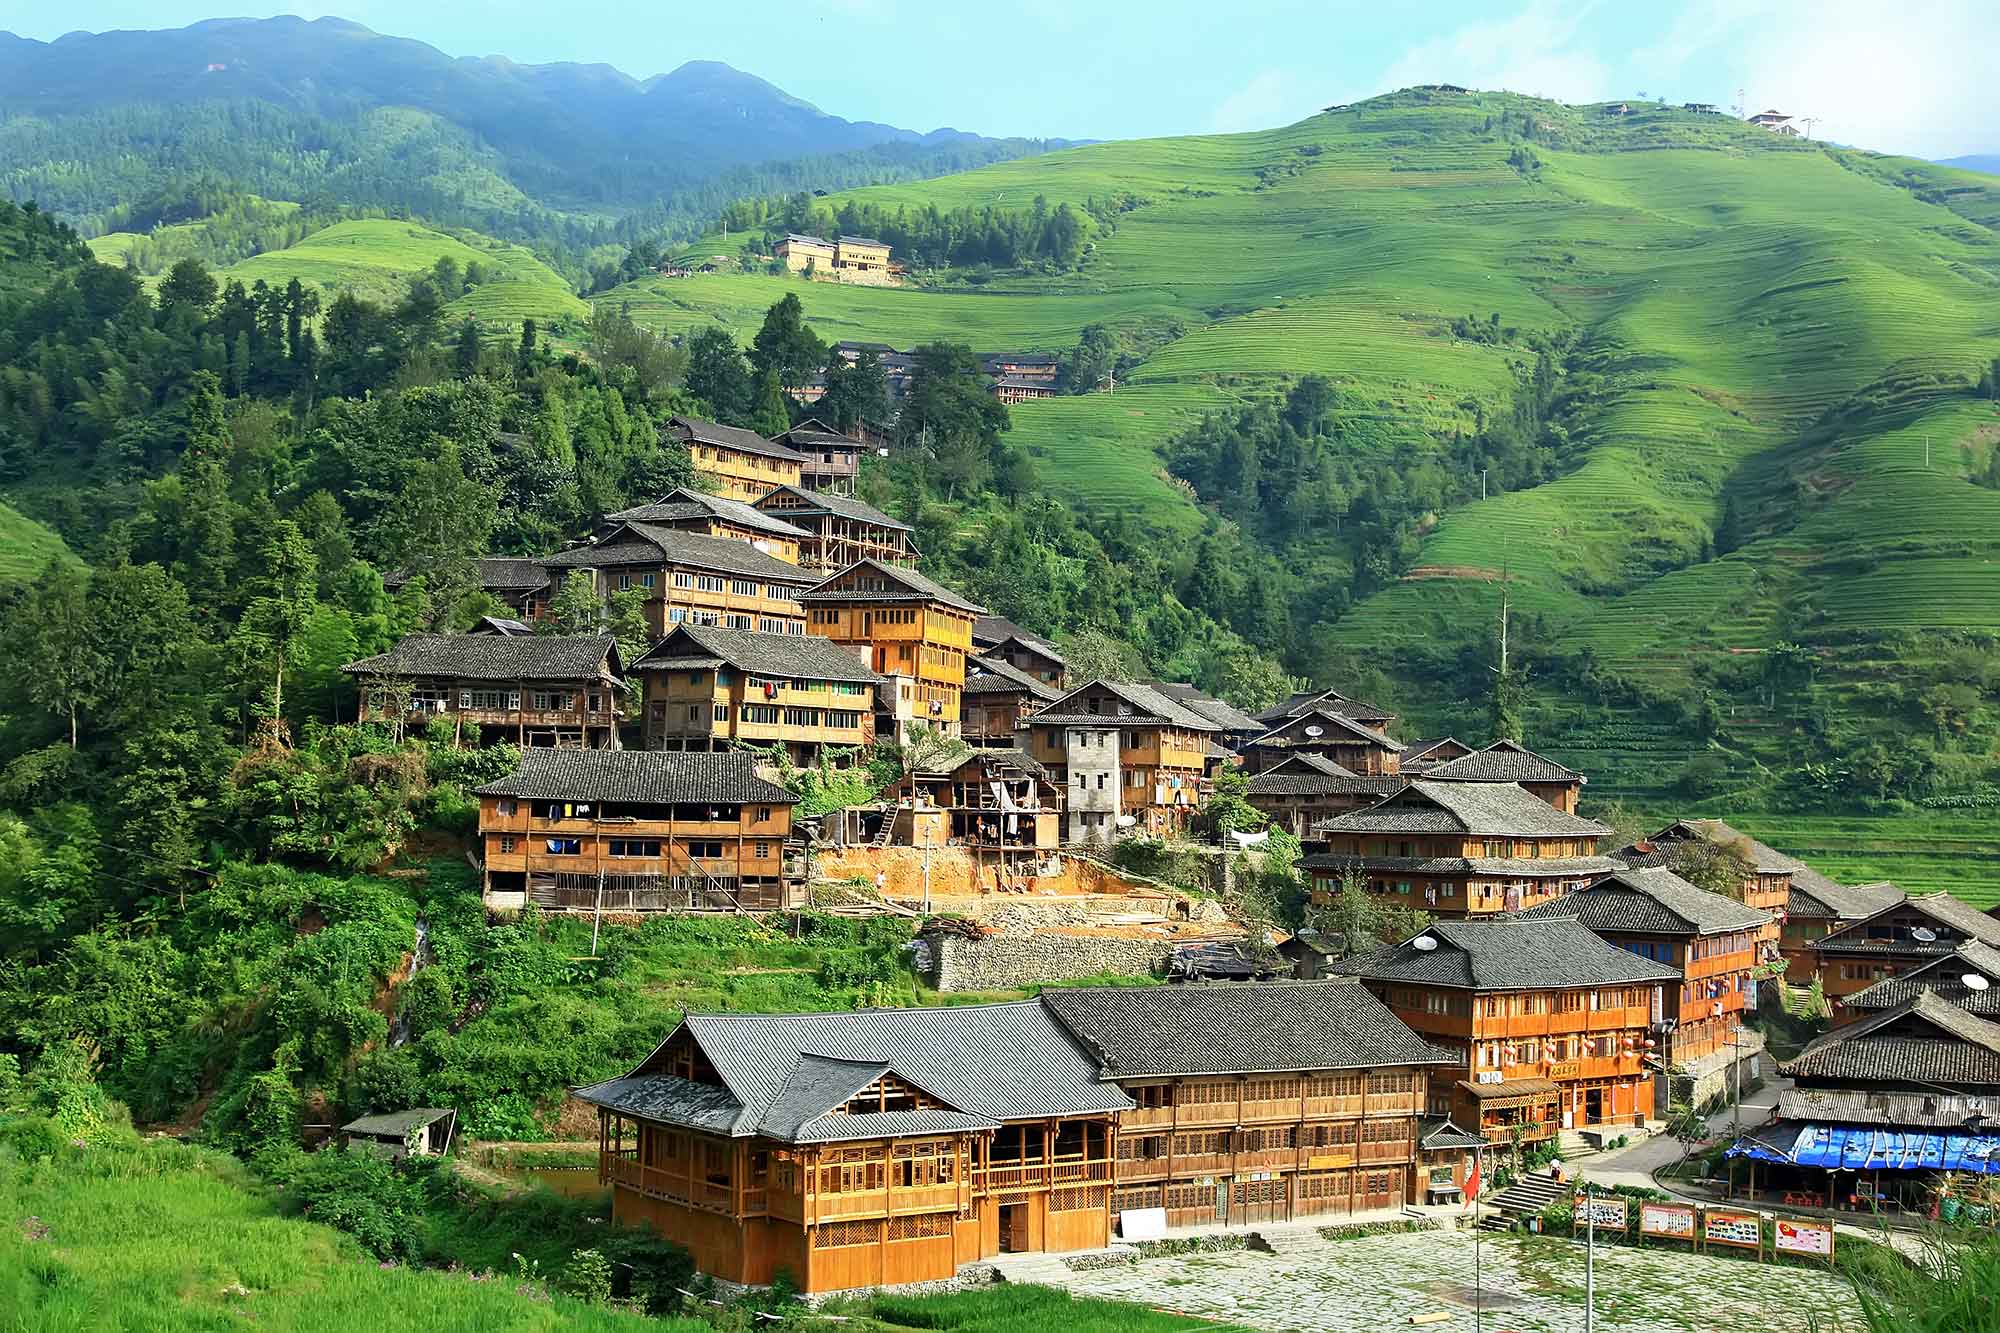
left=1250, top=707, right=1405, bottom=752
left=472, top=557, right=557, bottom=591
left=629, top=624, right=881, bottom=683
left=1778, top=1086, right=2000, bottom=1130
left=1331, top=917, right=1682, bottom=991
left=669, top=414, right=809, bottom=464
left=600, top=1002, right=1131, bottom=1136
left=790, top=1109, right=1000, bottom=1144
left=800, top=559, right=985, bottom=615
left=572, top=1073, right=743, bottom=1133
left=1422, top=740, right=1583, bottom=785
left=1420, top=1118, right=1489, bottom=1150
left=1041, top=980, right=1456, bottom=1078
left=342, top=633, right=618, bottom=682
left=1816, top=892, right=2000, bottom=954
left=472, top=748, right=797, bottom=806
left=543, top=523, right=817, bottom=583
left=1030, top=680, right=1222, bottom=732
left=1651, top=819, right=1844, bottom=896
left=1142, top=682, right=1264, bottom=733
left=755, top=484, right=913, bottom=532
left=1515, top=865, right=1770, bottom=936
left=1249, top=756, right=1403, bottom=798
left=1255, top=689, right=1396, bottom=726
left=914, top=747, right=1050, bottom=781
left=1402, top=738, right=1473, bottom=768
left=608, top=488, right=810, bottom=539
left=1782, top=992, right=2000, bottom=1088
left=1316, top=780, right=1611, bottom=839
left=1789, top=879, right=1906, bottom=922
left=1301, top=853, right=1625, bottom=877
left=340, top=1108, right=455, bottom=1136
left=1842, top=941, right=2000, bottom=1017
left=962, top=654, right=1064, bottom=701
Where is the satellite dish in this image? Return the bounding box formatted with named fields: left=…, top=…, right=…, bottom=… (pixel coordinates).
left=1965, top=974, right=1992, bottom=992
left=1412, top=936, right=1439, bottom=952
left=1912, top=926, right=1939, bottom=943
left=1228, top=829, right=1270, bottom=848
left=1304, top=725, right=1325, bottom=738
left=1115, top=815, right=1137, bottom=828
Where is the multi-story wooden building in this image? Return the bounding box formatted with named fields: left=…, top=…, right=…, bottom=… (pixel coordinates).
left=1242, top=707, right=1404, bottom=776
left=1247, top=754, right=1402, bottom=841
left=385, top=556, right=553, bottom=619
left=629, top=625, right=882, bottom=761
left=773, top=420, right=866, bottom=495
left=1021, top=680, right=1220, bottom=843
left=1417, top=740, right=1586, bottom=813
left=1779, top=878, right=1904, bottom=984
left=1628, top=819, right=1798, bottom=949
left=1810, top=892, right=2000, bottom=1007
left=960, top=655, right=1062, bottom=744
left=475, top=748, right=798, bottom=912
left=991, top=375, right=1057, bottom=404
left=606, top=488, right=807, bottom=564
left=1335, top=918, right=1679, bottom=1141
left=1838, top=939, right=2000, bottom=1026
left=575, top=983, right=1467, bottom=1294
left=1401, top=737, right=1476, bottom=772
left=666, top=415, right=808, bottom=501
left=800, top=560, right=983, bottom=742
left=1304, top=780, right=1620, bottom=919
left=971, top=616, right=1067, bottom=687
left=754, top=486, right=918, bottom=572
left=1518, top=866, right=1770, bottom=1105
left=542, top=522, right=816, bottom=641
left=1041, top=984, right=1459, bottom=1231
left=343, top=634, right=624, bottom=748
left=1143, top=682, right=1265, bottom=752
left=905, top=749, right=1063, bottom=867
left=1254, top=687, right=1398, bottom=733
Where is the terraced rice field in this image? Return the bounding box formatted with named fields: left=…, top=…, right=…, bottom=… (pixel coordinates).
left=0, top=499, right=72, bottom=584
left=1728, top=814, right=2000, bottom=905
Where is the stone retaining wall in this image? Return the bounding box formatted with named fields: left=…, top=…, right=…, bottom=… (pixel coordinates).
left=922, top=929, right=1172, bottom=991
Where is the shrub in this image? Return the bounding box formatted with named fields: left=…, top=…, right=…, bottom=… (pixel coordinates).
left=559, top=1247, right=613, bottom=1305
left=273, top=1144, right=427, bottom=1262
left=464, top=1091, right=544, bottom=1141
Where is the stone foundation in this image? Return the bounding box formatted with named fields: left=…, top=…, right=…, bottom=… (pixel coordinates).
left=921, top=928, right=1173, bottom=990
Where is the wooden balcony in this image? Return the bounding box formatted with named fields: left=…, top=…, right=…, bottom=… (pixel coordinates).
left=978, top=1157, right=1111, bottom=1193
left=605, top=1156, right=733, bottom=1214
left=808, top=1182, right=963, bottom=1222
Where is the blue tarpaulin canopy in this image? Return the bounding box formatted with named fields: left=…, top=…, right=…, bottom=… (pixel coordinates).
left=1727, top=1120, right=2000, bottom=1174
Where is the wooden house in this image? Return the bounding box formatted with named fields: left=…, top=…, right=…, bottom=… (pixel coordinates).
left=666, top=415, right=808, bottom=501
left=991, top=375, right=1057, bottom=404
left=575, top=1000, right=1128, bottom=1292
left=475, top=748, right=798, bottom=912
left=1242, top=707, right=1404, bottom=776
left=629, top=625, right=882, bottom=762
left=542, top=522, right=815, bottom=641
left=1728, top=993, right=2000, bottom=1213
left=755, top=486, right=918, bottom=572
left=1042, top=983, right=1458, bottom=1230
left=1303, top=780, right=1619, bottom=919
left=800, top=560, right=983, bottom=741
left=1397, top=737, right=1475, bottom=772
left=1810, top=892, right=2000, bottom=1008
left=1839, top=939, right=2000, bottom=1027
left=971, top=617, right=1067, bottom=687
left=904, top=748, right=1063, bottom=866
left=1518, top=866, right=1769, bottom=1105
left=1626, top=819, right=1801, bottom=949
left=1246, top=753, right=1402, bottom=841
left=773, top=420, right=866, bottom=495
left=1142, top=682, right=1264, bottom=752
left=1254, top=687, right=1398, bottom=732
left=1335, top=918, right=1678, bottom=1142
left=1780, top=878, right=1904, bottom=984
left=961, top=655, right=1063, bottom=744
left=343, top=634, right=624, bottom=748
left=1021, top=680, right=1220, bottom=843
left=386, top=556, right=552, bottom=619
left=1417, top=740, right=1586, bottom=813
left=606, top=488, right=808, bottom=564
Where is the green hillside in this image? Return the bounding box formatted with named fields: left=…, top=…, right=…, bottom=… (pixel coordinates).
left=0, top=499, right=72, bottom=584
left=214, top=218, right=589, bottom=328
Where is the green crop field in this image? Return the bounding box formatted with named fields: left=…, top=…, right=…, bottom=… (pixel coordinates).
left=0, top=499, right=72, bottom=584
left=215, top=219, right=588, bottom=328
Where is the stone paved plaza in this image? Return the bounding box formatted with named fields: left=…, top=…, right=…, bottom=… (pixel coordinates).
left=1027, top=1228, right=1863, bottom=1332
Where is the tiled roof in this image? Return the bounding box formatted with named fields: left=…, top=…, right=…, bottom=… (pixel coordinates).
left=962, top=655, right=1063, bottom=701
left=385, top=556, right=551, bottom=593
left=473, top=749, right=797, bottom=806
left=914, top=747, right=1049, bottom=780
left=470, top=616, right=533, bottom=636
left=608, top=488, right=809, bottom=539
left=629, top=624, right=880, bottom=683
left=1789, top=879, right=1905, bottom=921
left=1420, top=1118, right=1489, bottom=1150
left=1142, top=682, right=1263, bottom=733
left=1782, top=992, right=2000, bottom=1088
left=1816, top=892, right=2000, bottom=954
left=1254, top=688, right=1396, bottom=725
left=1515, top=865, right=1770, bottom=936
left=543, top=522, right=816, bottom=582
left=1249, top=756, right=1402, bottom=798
left=1029, top=679, right=1222, bottom=732
left=668, top=414, right=809, bottom=464
left=800, top=559, right=985, bottom=614
left=1250, top=707, right=1405, bottom=752
left=1041, top=981, right=1455, bottom=1078
left=1316, top=780, right=1610, bottom=839
left=755, top=484, right=913, bottom=532
left=1331, top=917, right=1682, bottom=991
left=1402, top=737, right=1473, bottom=768
left=1842, top=941, right=2000, bottom=1016
left=1652, top=818, right=1843, bottom=895
left=342, top=633, right=617, bottom=682
left=1300, top=853, right=1623, bottom=877
left=1422, top=740, right=1583, bottom=785
left=578, top=1000, right=1131, bottom=1137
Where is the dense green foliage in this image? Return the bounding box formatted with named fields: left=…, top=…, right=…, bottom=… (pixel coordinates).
left=724, top=189, right=1097, bottom=274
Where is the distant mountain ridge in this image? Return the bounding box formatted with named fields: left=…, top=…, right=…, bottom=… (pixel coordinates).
left=0, top=16, right=1073, bottom=240
left=1940, top=154, right=2000, bottom=177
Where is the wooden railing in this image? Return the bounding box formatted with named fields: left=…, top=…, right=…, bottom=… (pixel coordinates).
left=978, top=1158, right=1112, bottom=1192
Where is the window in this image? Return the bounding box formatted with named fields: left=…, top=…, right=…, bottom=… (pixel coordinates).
left=754, top=842, right=771, bottom=858
left=609, top=839, right=662, bottom=858
left=496, top=799, right=517, bottom=816
left=667, top=607, right=686, bottom=624
left=713, top=705, right=727, bottom=722
left=687, top=841, right=725, bottom=859
left=731, top=578, right=758, bottom=596
left=545, top=838, right=580, bottom=855
left=641, top=572, right=656, bottom=589
left=673, top=571, right=695, bottom=589
left=531, top=691, right=572, bottom=712
left=497, top=835, right=517, bottom=853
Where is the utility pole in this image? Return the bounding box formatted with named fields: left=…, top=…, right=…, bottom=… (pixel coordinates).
left=1925, top=435, right=1932, bottom=469
left=1473, top=1141, right=1484, bottom=1333
left=1583, top=1180, right=1596, bottom=1333
left=1481, top=467, right=1488, bottom=501
left=590, top=865, right=606, bottom=957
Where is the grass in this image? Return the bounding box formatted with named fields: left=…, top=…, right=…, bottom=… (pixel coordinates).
left=869, top=1282, right=1244, bottom=1332
left=214, top=219, right=588, bottom=329
left=1725, top=813, right=2000, bottom=905
left=0, top=499, right=72, bottom=585
left=0, top=1127, right=668, bottom=1331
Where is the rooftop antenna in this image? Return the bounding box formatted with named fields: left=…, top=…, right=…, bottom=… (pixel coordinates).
left=1798, top=115, right=1821, bottom=141
left=1734, top=87, right=1746, bottom=119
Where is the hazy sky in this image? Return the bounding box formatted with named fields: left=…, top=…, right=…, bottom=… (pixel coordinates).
left=8, top=0, right=1997, bottom=159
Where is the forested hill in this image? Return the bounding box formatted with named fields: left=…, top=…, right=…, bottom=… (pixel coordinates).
left=0, top=16, right=1072, bottom=243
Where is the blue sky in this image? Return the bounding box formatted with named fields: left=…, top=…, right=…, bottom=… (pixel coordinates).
left=9, top=0, right=1997, bottom=158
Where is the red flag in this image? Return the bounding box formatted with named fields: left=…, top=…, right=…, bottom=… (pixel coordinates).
left=1463, top=1157, right=1481, bottom=1208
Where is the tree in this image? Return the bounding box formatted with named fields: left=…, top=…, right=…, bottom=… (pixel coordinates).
left=375, top=440, right=499, bottom=629
left=605, top=587, right=652, bottom=664
left=1664, top=1096, right=1711, bottom=1177
left=683, top=325, right=753, bottom=423
left=895, top=723, right=971, bottom=781
left=231, top=520, right=318, bottom=728
left=747, top=292, right=826, bottom=394
left=746, top=372, right=792, bottom=437
left=12, top=561, right=104, bottom=749
left=453, top=319, right=483, bottom=378
left=157, top=258, right=217, bottom=318
left=538, top=571, right=605, bottom=636
left=515, top=318, right=539, bottom=378
left=1197, top=766, right=1266, bottom=841
left=1665, top=836, right=1755, bottom=901
left=1061, top=627, right=1141, bottom=682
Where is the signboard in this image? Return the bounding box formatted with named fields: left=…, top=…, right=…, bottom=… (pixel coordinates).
left=1573, top=1194, right=1629, bottom=1233
left=1118, top=1207, right=1167, bottom=1242
left=1704, top=1209, right=1763, bottom=1252
left=1639, top=1202, right=1696, bottom=1240
left=1307, top=1153, right=1355, bottom=1170
left=1548, top=1061, right=1582, bottom=1079
left=1774, top=1217, right=1835, bottom=1260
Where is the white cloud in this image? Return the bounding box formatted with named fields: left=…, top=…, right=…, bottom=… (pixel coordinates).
left=1376, top=0, right=1613, bottom=103
left=1210, top=69, right=1319, bottom=133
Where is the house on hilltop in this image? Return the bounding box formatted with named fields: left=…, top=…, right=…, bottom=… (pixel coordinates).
left=342, top=633, right=623, bottom=749
left=665, top=415, right=808, bottom=501
left=542, top=521, right=815, bottom=641
left=627, top=624, right=883, bottom=761
left=1022, top=679, right=1220, bottom=843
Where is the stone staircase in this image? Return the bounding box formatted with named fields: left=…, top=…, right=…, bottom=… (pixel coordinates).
left=989, top=1254, right=1086, bottom=1285
left=1477, top=1169, right=1566, bottom=1232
